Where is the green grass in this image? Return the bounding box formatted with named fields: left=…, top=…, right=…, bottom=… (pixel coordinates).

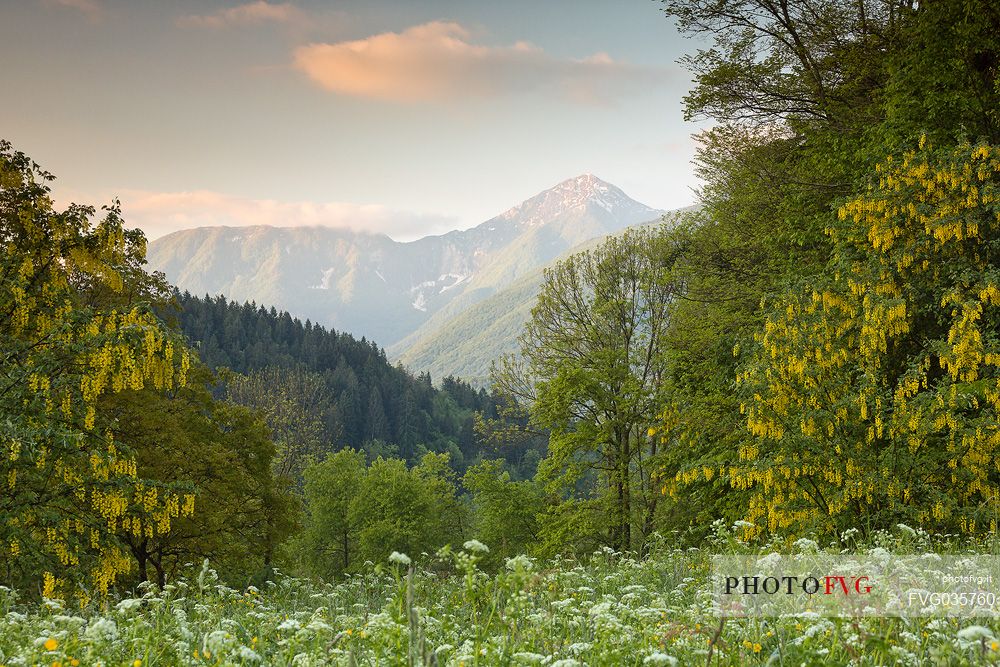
left=3, top=526, right=1000, bottom=666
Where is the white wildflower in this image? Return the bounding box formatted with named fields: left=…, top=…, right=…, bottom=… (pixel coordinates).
left=204, top=629, right=230, bottom=655
left=83, top=617, right=119, bottom=643
left=958, top=625, right=995, bottom=642
left=306, top=619, right=333, bottom=633
left=463, top=539, right=489, bottom=553
left=237, top=646, right=262, bottom=663
left=588, top=601, right=613, bottom=616
left=756, top=552, right=782, bottom=570
left=389, top=551, right=411, bottom=566
left=52, top=614, right=86, bottom=629
left=277, top=618, right=301, bottom=632
left=506, top=555, right=534, bottom=572
left=792, top=538, right=819, bottom=553
left=115, top=598, right=142, bottom=613
left=365, top=612, right=400, bottom=631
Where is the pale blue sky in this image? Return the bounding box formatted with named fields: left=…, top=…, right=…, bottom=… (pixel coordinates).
left=1, top=0, right=708, bottom=239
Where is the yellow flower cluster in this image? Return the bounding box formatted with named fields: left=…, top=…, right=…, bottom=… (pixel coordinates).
left=3, top=213, right=197, bottom=597
left=725, top=140, right=1000, bottom=536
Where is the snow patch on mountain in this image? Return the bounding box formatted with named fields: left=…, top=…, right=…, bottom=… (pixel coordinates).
left=437, top=273, right=468, bottom=293
left=308, top=267, right=337, bottom=290
left=407, top=273, right=469, bottom=309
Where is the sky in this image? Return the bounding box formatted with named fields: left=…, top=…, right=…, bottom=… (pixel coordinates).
left=0, top=0, right=709, bottom=241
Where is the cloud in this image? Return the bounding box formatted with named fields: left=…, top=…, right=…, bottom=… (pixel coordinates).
left=293, top=21, right=661, bottom=104
left=178, top=1, right=305, bottom=29
left=111, top=189, right=457, bottom=241
left=42, top=0, right=103, bottom=21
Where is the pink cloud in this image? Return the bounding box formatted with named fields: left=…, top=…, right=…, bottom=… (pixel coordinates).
left=178, top=1, right=305, bottom=29
left=108, top=189, right=456, bottom=241
left=293, top=21, right=661, bottom=104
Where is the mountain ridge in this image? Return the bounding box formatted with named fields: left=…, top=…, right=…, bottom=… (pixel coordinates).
left=147, top=175, right=667, bottom=373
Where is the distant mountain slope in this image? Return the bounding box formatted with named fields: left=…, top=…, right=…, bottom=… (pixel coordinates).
left=389, top=264, right=546, bottom=387
left=147, top=175, right=663, bottom=349
left=390, top=211, right=693, bottom=386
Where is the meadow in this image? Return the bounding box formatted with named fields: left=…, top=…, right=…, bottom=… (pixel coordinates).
left=3, top=524, right=1000, bottom=666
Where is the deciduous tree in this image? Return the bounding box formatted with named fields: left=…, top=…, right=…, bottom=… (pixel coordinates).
left=493, top=227, right=675, bottom=551
left=0, top=141, right=192, bottom=600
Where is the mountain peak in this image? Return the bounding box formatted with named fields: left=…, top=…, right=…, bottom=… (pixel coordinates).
left=559, top=172, right=606, bottom=186
left=543, top=173, right=615, bottom=199
left=496, top=174, right=658, bottom=227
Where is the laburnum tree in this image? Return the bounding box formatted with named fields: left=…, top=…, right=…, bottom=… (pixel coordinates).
left=650, top=0, right=901, bottom=535
left=0, top=141, right=194, bottom=601
left=657, top=0, right=1000, bottom=541
left=735, top=139, right=1000, bottom=537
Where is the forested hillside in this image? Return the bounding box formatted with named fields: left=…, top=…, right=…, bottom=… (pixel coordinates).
left=168, top=292, right=541, bottom=476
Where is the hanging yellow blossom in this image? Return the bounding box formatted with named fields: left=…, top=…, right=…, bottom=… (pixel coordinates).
left=731, top=139, right=1000, bottom=536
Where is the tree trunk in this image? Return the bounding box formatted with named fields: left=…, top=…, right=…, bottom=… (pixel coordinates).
left=615, top=475, right=625, bottom=551
left=131, top=539, right=149, bottom=584
left=342, top=529, right=349, bottom=572
left=608, top=447, right=621, bottom=550
left=151, top=548, right=166, bottom=588
left=642, top=432, right=659, bottom=539
left=622, top=432, right=631, bottom=551
left=610, top=430, right=631, bottom=553
left=264, top=504, right=275, bottom=571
